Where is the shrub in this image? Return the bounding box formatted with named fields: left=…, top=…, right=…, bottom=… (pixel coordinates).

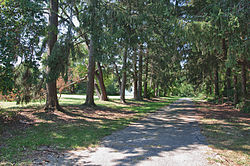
left=237, top=100, right=250, bottom=113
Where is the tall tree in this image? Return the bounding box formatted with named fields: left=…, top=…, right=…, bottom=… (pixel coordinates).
left=120, top=47, right=128, bottom=103
left=132, top=48, right=138, bottom=100
left=85, top=38, right=96, bottom=106
left=137, top=45, right=143, bottom=100
left=214, top=64, right=219, bottom=99
left=233, top=72, right=238, bottom=105
left=84, top=0, right=103, bottom=106
left=241, top=59, right=247, bottom=101
left=96, top=62, right=108, bottom=101
left=143, top=49, right=149, bottom=98
left=0, top=0, right=46, bottom=101
left=45, top=0, right=62, bottom=111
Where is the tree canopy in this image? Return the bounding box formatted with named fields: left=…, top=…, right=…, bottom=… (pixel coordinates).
left=0, top=0, right=249, bottom=111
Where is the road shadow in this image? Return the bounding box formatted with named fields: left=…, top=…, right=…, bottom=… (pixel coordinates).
left=46, top=99, right=211, bottom=166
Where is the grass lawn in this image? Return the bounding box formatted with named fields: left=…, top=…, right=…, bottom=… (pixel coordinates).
left=194, top=100, right=250, bottom=166
left=0, top=95, right=179, bottom=164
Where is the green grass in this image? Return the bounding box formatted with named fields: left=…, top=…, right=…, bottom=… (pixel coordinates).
left=0, top=95, right=179, bottom=164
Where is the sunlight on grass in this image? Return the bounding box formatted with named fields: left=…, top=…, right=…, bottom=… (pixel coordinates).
left=52, top=132, right=65, bottom=139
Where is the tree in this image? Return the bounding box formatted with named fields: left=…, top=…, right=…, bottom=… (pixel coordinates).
left=85, top=38, right=96, bottom=106
left=120, top=47, right=128, bottom=103
left=132, top=48, right=138, bottom=100
left=45, top=0, right=62, bottom=111
left=0, top=0, right=46, bottom=102
left=183, top=0, right=248, bottom=105
left=1, top=0, right=248, bottom=109
left=143, top=49, right=149, bottom=98
left=137, top=45, right=143, bottom=100
left=96, top=62, right=108, bottom=101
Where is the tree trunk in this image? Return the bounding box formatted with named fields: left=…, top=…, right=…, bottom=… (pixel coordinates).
left=94, top=81, right=101, bottom=99
left=84, top=38, right=96, bottom=106
left=113, top=62, right=121, bottom=92
left=206, top=83, right=209, bottom=96
left=226, top=67, right=231, bottom=98
left=132, top=48, right=138, bottom=100
left=120, top=47, right=128, bottom=103
left=163, top=89, right=166, bottom=97
left=150, top=77, right=153, bottom=88
left=96, top=62, right=108, bottom=101
left=157, top=84, right=160, bottom=97
left=222, top=38, right=227, bottom=59
left=209, top=84, right=212, bottom=95
left=46, top=82, right=61, bottom=111
left=143, top=49, right=149, bottom=98
left=233, top=74, right=238, bottom=105
left=154, top=83, right=158, bottom=97
left=222, top=38, right=232, bottom=99
left=241, top=59, right=247, bottom=101
left=45, top=0, right=62, bottom=111
left=137, top=45, right=143, bottom=100
left=209, top=73, right=212, bottom=95
left=214, top=65, right=219, bottom=99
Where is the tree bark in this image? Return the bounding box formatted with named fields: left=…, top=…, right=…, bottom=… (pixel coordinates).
left=222, top=38, right=232, bottom=99
left=226, top=67, right=231, bottom=98
left=209, top=73, right=213, bottom=95
left=209, top=84, right=212, bottom=95
left=45, top=0, right=62, bottom=111
left=163, top=89, right=166, bottom=97
left=120, top=47, right=128, bottom=103
left=96, top=62, right=108, bottom=101
left=132, top=48, right=138, bottom=100
left=214, top=65, right=219, bottom=98
left=241, top=59, right=247, bottom=101
left=113, top=62, right=121, bottom=91
left=233, top=74, right=238, bottom=105
left=84, top=38, right=96, bottom=106
left=94, top=81, right=101, bottom=99
left=222, top=38, right=227, bottom=59
left=143, top=49, right=149, bottom=98
left=157, top=84, right=160, bottom=97
left=154, top=83, right=158, bottom=97
left=137, top=45, right=143, bottom=100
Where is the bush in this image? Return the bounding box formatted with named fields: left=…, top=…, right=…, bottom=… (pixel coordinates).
left=106, top=84, right=119, bottom=95
left=104, top=76, right=119, bottom=95
left=0, top=92, right=17, bottom=102
left=236, top=100, right=250, bottom=113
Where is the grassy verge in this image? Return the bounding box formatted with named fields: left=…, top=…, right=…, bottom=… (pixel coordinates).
left=0, top=96, right=178, bottom=164
left=194, top=100, right=250, bottom=166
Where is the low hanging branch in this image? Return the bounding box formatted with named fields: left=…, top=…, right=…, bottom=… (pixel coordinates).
left=58, top=76, right=87, bottom=98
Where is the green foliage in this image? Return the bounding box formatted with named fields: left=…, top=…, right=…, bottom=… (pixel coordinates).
left=236, top=101, right=250, bottom=113
left=177, top=82, right=195, bottom=97
left=46, top=41, right=72, bottom=82
left=183, top=0, right=249, bottom=103
left=1, top=0, right=248, bottom=105
left=0, top=0, right=46, bottom=93
left=104, top=76, right=119, bottom=95
left=14, top=61, right=42, bottom=104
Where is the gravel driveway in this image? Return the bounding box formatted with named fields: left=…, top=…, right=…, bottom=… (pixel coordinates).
left=38, top=98, right=216, bottom=166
